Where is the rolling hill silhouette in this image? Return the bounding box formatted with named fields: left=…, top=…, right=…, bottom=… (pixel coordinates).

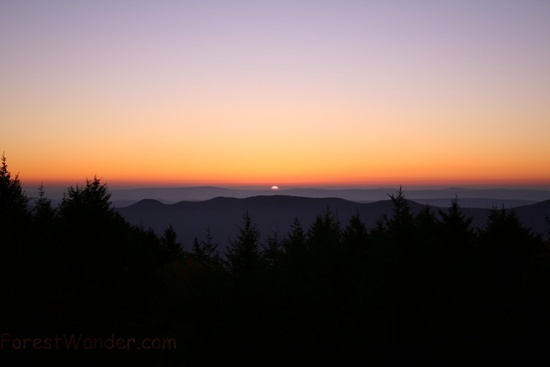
left=116, top=195, right=550, bottom=252
left=106, top=186, right=550, bottom=207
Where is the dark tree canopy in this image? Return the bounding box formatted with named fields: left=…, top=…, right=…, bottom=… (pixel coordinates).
left=225, top=211, right=263, bottom=279
left=58, top=176, right=115, bottom=221
left=161, top=223, right=183, bottom=262
left=0, top=153, right=29, bottom=234
left=1, top=155, right=550, bottom=366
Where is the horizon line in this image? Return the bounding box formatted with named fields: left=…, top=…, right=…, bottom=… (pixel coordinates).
left=21, top=182, right=550, bottom=193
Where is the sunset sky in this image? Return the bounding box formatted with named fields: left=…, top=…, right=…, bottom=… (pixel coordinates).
left=2, top=0, right=549, bottom=190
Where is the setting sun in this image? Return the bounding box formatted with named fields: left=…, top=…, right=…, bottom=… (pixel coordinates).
left=1, top=1, right=549, bottom=190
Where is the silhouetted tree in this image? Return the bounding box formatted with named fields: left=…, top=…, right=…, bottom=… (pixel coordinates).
left=412, top=204, right=441, bottom=268
left=274, top=216, right=315, bottom=360
left=28, top=184, right=59, bottom=322
left=0, top=153, right=30, bottom=246
left=282, top=217, right=307, bottom=269
left=201, top=227, right=221, bottom=269
left=6, top=153, right=550, bottom=365
left=435, top=197, right=480, bottom=340
left=170, top=226, right=227, bottom=365
left=481, top=206, right=539, bottom=269
left=161, top=223, right=183, bottom=262
left=0, top=153, right=29, bottom=217
left=58, top=176, right=117, bottom=226
left=382, top=187, right=418, bottom=361
left=223, top=212, right=269, bottom=362
left=191, top=227, right=222, bottom=270
left=414, top=205, right=437, bottom=238
left=386, top=186, right=414, bottom=240
left=286, top=217, right=306, bottom=248
left=192, top=236, right=205, bottom=259
left=476, top=206, right=545, bottom=360
left=438, top=197, right=475, bottom=249
left=54, top=177, right=143, bottom=332
left=262, top=229, right=283, bottom=270
left=342, top=210, right=369, bottom=261
left=225, top=212, right=262, bottom=275
left=31, top=184, right=56, bottom=225
left=306, top=207, right=341, bottom=264
left=0, top=154, right=32, bottom=330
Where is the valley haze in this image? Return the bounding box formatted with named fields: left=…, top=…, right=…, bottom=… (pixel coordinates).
left=26, top=185, right=550, bottom=207
left=106, top=186, right=550, bottom=253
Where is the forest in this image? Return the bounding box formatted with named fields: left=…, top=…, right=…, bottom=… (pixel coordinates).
left=1, top=154, right=550, bottom=366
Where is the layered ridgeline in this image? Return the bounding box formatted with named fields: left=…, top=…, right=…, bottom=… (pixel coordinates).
left=3, top=155, right=550, bottom=365
left=116, top=195, right=550, bottom=253
left=105, top=186, right=549, bottom=207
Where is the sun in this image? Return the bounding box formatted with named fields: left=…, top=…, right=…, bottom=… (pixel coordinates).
left=271, top=186, right=279, bottom=190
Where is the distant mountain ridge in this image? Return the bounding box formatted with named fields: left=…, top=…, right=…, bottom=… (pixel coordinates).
left=108, top=186, right=550, bottom=207
left=29, top=185, right=550, bottom=208
left=116, top=195, right=550, bottom=252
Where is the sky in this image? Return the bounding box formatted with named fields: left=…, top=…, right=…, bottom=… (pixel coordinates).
left=2, top=0, right=550, bottom=191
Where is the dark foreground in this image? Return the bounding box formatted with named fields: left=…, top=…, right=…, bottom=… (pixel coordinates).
left=2, top=159, right=550, bottom=365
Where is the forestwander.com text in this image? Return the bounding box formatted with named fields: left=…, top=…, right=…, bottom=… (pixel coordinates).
left=1, top=333, right=176, bottom=351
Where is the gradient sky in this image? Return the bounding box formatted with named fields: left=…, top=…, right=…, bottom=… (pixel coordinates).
left=2, top=0, right=549, bottom=190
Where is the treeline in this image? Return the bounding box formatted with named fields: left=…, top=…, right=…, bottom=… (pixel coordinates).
left=1, top=155, right=550, bottom=365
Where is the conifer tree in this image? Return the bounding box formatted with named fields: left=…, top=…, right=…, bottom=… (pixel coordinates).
left=481, top=206, right=540, bottom=271
left=0, top=153, right=30, bottom=242
left=262, top=230, right=283, bottom=269
left=201, top=227, right=221, bottom=269
left=30, top=184, right=58, bottom=292
left=307, top=208, right=341, bottom=253
left=55, top=176, right=132, bottom=332
left=192, top=237, right=206, bottom=261
left=161, top=223, right=183, bottom=262
left=0, top=154, right=31, bottom=329
left=284, top=217, right=306, bottom=256
left=225, top=211, right=263, bottom=278
left=387, top=185, right=414, bottom=237
left=58, top=176, right=118, bottom=230
left=281, top=217, right=308, bottom=281
left=32, top=184, right=56, bottom=224
left=342, top=210, right=369, bottom=260
left=438, top=197, right=475, bottom=247
left=191, top=231, right=223, bottom=271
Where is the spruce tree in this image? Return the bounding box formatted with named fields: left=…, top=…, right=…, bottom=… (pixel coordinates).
left=225, top=211, right=263, bottom=278
left=0, top=154, right=31, bottom=330
left=161, top=223, right=183, bottom=262
left=0, top=153, right=30, bottom=243
left=342, top=210, right=369, bottom=260
left=438, top=197, right=475, bottom=248
left=201, top=227, right=221, bottom=269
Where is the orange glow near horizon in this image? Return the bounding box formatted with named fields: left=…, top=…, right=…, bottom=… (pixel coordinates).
left=14, top=155, right=550, bottom=190
left=6, top=111, right=550, bottom=190
left=9, top=126, right=550, bottom=189
left=2, top=2, right=550, bottom=191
